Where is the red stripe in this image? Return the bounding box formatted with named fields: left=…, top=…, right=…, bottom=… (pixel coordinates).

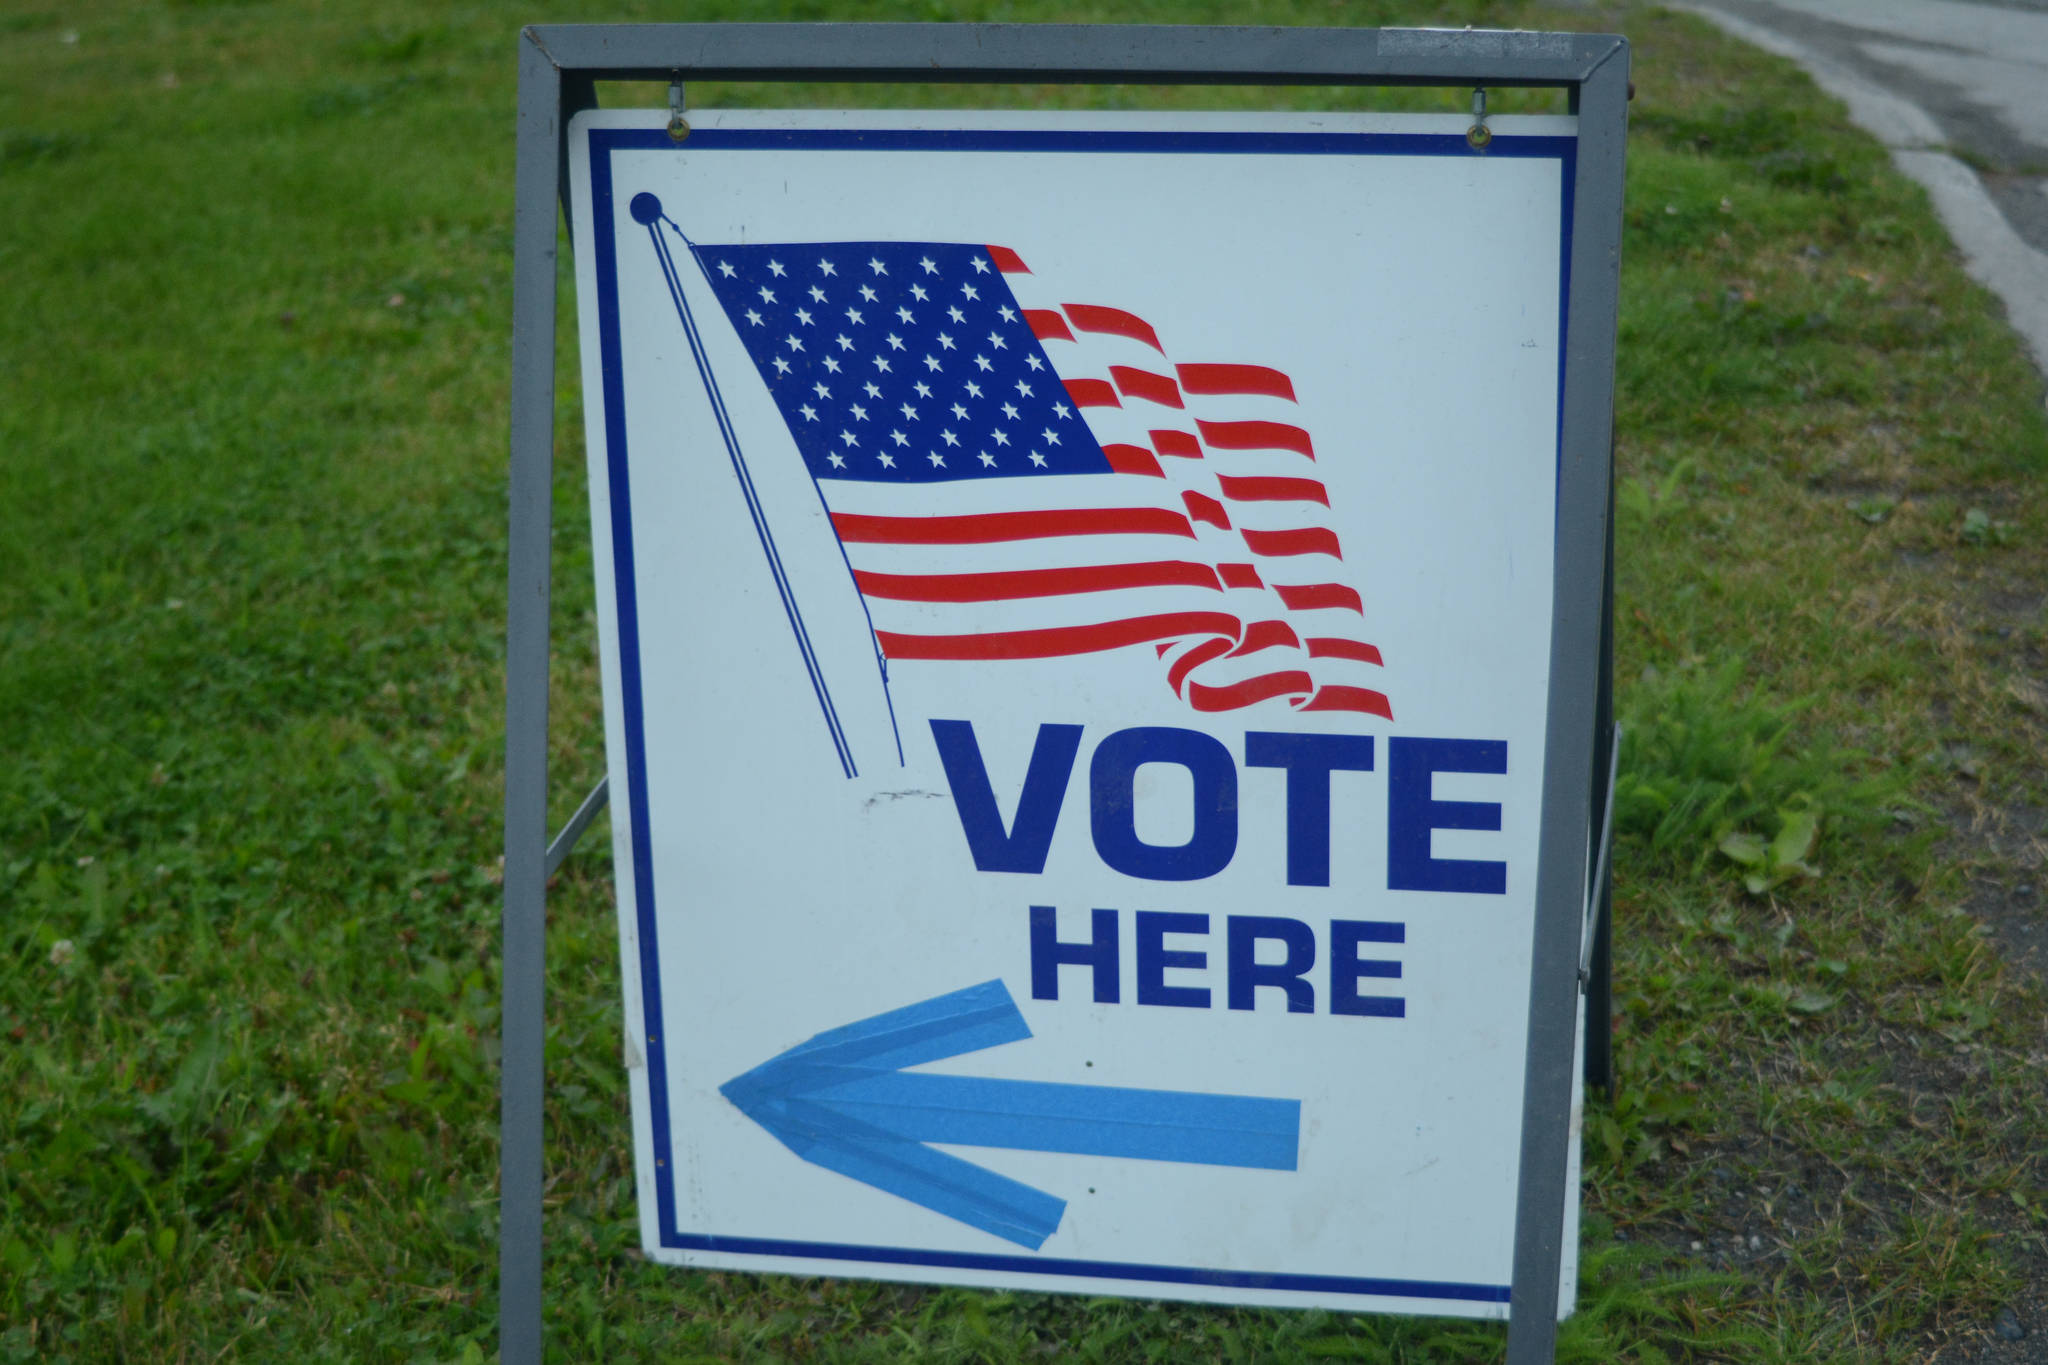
left=1196, top=419, right=1315, bottom=458
left=1189, top=671, right=1314, bottom=712
left=1217, top=563, right=1263, bottom=589
left=879, top=611, right=1240, bottom=661
left=1064, top=303, right=1163, bottom=352
left=1230, top=620, right=1300, bottom=656
left=1301, top=685, right=1394, bottom=719
left=1215, top=474, right=1329, bottom=506
left=1167, top=637, right=1234, bottom=693
left=987, top=245, right=1030, bottom=273
left=1182, top=491, right=1230, bottom=530
left=1308, top=637, right=1384, bottom=666
left=1274, top=583, right=1363, bottom=614
left=1023, top=309, right=1074, bottom=342
left=1176, top=363, right=1297, bottom=401
left=1149, top=429, right=1202, bottom=459
left=1110, top=366, right=1184, bottom=409
left=1065, top=378, right=1121, bottom=408
left=832, top=508, right=1193, bottom=544
left=856, top=561, right=1219, bottom=603
left=1102, top=444, right=1164, bottom=477
left=1240, top=527, right=1342, bottom=559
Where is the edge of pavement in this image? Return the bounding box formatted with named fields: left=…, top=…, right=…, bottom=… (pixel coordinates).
left=1669, top=0, right=2048, bottom=387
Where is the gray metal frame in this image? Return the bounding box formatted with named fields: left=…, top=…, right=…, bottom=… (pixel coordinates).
left=506, top=22, right=1627, bottom=1365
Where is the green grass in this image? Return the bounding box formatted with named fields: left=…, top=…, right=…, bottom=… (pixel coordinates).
left=5, top=0, right=2048, bottom=1360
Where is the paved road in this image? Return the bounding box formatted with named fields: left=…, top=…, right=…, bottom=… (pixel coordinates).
left=1680, top=0, right=2048, bottom=373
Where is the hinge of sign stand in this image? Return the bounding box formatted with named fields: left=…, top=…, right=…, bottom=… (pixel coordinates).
left=1578, top=724, right=1621, bottom=985
left=545, top=774, right=610, bottom=877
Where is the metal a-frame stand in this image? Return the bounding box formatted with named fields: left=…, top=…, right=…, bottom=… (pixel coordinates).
left=505, top=22, right=1627, bottom=1365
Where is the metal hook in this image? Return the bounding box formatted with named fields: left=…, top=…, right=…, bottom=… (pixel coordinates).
left=668, top=78, right=690, bottom=143
left=1466, top=87, right=1491, bottom=151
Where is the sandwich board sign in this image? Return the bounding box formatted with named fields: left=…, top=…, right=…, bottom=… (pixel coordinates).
left=506, top=25, right=1626, bottom=1365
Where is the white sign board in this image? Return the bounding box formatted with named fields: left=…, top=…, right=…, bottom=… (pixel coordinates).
left=569, top=107, right=1584, bottom=1317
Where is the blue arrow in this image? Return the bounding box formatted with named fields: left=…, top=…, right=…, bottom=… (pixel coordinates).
left=720, top=979, right=1301, bottom=1250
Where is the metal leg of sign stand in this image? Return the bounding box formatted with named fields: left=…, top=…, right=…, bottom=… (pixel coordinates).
left=1504, top=46, right=1628, bottom=1365
left=1583, top=482, right=1618, bottom=1100
left=503, top=34, right=564, bottom=1365
left=505, top=39, right=610, bottom=1361
left=1583, top=852, right=1616, bottom=1092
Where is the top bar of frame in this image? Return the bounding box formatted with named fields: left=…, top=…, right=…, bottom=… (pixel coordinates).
left=522, top=22, right=1625, bottom=87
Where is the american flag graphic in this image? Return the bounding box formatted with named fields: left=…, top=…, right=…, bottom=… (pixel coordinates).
left=649, top=216, right=1390, bottom=722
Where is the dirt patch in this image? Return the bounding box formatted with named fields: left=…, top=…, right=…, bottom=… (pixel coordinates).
left=1898, top=556, right=2048, bottom=1360
left=1970, top=872, right=2048, bottom=984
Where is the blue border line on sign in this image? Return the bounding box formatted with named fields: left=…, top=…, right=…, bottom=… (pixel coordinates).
left=587, top=122, right=1573, bottom=1306
left=588, top=135, right=683, bottom=1244
left=1554, top=141, right=1579, bottom=516
left=670, top=1231, right=1511, bottom=1303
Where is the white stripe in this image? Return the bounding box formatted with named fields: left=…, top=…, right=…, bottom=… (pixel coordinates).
left=864, top=583, right=1242, bottom=640
left=818, top=471, right=1183, bottom=520
left=848, top=534, right=1212, bottom=580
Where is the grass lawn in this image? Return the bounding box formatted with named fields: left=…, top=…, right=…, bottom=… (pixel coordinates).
left=4, top=1, right=2046, bottom=1360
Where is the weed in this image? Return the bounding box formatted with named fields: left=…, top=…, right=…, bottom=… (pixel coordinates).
left=0, top=129, right=90, bottom=169
left=1614, top=659, right=1907, bottom=882
left=1619, top=457, right=1698, bottom=523
left=1960, top=506, right=2017, bottom=547
left=1717, top=798, right=1821, bottom=897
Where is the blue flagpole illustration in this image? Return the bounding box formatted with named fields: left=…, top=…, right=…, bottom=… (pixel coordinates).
left=630, top=191, right=903, bottom=773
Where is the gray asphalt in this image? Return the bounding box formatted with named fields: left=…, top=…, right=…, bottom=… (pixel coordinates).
left=1699, top=0, right=2048, bottom=248
left=1680, top=0, right=2048, bottom=376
